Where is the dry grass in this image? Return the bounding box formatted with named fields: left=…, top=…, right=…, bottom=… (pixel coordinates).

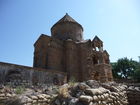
left=58, top=85, right=69, bottom=98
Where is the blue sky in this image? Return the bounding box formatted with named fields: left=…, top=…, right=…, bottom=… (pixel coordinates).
left=0, top=0, right=140, bottom=66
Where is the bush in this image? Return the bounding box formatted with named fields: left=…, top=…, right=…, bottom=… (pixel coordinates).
left=15, top=86, right=25, bottom=94
left=68, top=76, right=76, bottom=87
left=133, top=65, right=140, bottom=82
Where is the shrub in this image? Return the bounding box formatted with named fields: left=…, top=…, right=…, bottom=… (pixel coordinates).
left=68, top=76, right=76, bottom=87
left=15, top=86, right=25, bottom=94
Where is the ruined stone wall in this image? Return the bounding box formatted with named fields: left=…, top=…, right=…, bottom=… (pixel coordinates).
left=0, top=62, right=67, bottom=86
left=94, top=64, right=112, bottom=82
left=79, top=41, right=94, bottom=81
left=52, top=80, right=128, bottom=105
left=127, top=84, right=140, bottom=105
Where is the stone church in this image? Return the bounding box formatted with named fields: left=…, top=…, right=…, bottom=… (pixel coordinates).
left=33, top=13, right=113, bottom=82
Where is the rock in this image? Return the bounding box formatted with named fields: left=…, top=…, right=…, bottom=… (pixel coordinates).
left=89, top=102, right=93, bottom=105
left=93, top=95, right=98, bottom=101
left=0, top=84, right=4, bottom=89
left=12, top=93, right=16, bottom=97
left=30, top=95, right=38, bottom=100
left=41, top=94, right=50, bottom=99
left=26, top=103, right=32, bottom=105
left=85, top=89, right=102, bottom=96
left=106, top=98, right=113, bottom=103
left=51, top=94, right=58, bottom=98
left=55, top=99, right=61, bottom=105
left=4, top=97, right=23, bottom=105
left=32, top=100, right=37, bottom=103
left=86, top=80, right=99, bottom=88
left=134, top=87, right=140, bottom=91
left=0, top=89, right=5, bottom=93
left=44, top=87, right=59, bottom=95
left=20, top=96, right=32, bottom=104
left=98, top=87, right=108, bottom=93
left=102, top=84, right=119, bottom=92
left=111, top=92, right=119, bottom=97
left=76, top=91, right=85, bottom=97
left=79, top=95, right=93, bottom=103
left=100, top=95, right=105, bottom=101
left=69, top=98, right=79, bottom=105
left=6, top=93, right=12, bottom=97
left=78, top=83, right=90, bottom=90
left=97, top=95, right=102, bottom=100
left=109, top=95, right=116, bottom=100
left=0, top=96, right=5, bottom=100
left=89, top=102, right=99, bottom=105
left=37, top=94, right=45, bottom=99
left=0, top=93, right=5, bottom=97
left=58, top=84, right=70, bottom=98
left=103, top=93, right=109, bottom=99
left=90, top=102, right=98, bottom=105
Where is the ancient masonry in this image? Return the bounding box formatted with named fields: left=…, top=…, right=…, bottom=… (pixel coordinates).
left=0, top=14, right=113, bottom=85
left=33, top=13, right=113, bottom=82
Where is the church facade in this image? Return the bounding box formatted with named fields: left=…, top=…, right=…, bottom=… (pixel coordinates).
left=33, top=13, right=113, bottom=82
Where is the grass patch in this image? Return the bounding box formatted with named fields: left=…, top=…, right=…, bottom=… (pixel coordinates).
left=15, top=86, right=26, bottom=94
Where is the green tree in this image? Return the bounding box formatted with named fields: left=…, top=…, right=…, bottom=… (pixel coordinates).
left=111, top=57, right=138, bottom=79
left=133, top=63, right=140, bottom=82
left=111, top=62, right=121, bottom=78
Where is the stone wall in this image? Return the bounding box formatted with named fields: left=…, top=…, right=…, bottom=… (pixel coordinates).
left=0, top=86, right=55, bottom=105
left=0, top=62, right=67, bottom=86
left=52, top=80, right=128, bottom=105
left=94, top=64, right=113, bottom=82
left=79, top=40, right=94, bottom=81
left=0, top=80, right=129, bottom=105
left=127, top=84, right=140, bottom=105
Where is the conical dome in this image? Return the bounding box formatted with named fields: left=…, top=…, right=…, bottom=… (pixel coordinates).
left=51, top=13, right=83, bottom=41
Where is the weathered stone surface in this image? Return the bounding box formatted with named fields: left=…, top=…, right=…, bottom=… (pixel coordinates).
left=77, top=83, right=90, bottom=90
left=86, top=80, right=100, bottom=88
left=69, top=98, right=79, bottom=105
left=20, top=96, right=32, bottom=103
left=0, top=62, right=67, bottom=86
left=30, top=95, right=38, bottom=100
left=85, top=88, right=102, bottom=96
left=51, top=80, right=130, bottom=105
left=79, top=95, right=93, bottom=103
left=0, top=80, right=136, bottom=105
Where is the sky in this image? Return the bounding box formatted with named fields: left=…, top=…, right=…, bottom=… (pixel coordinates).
left=0, top=0, right=140, bottom=66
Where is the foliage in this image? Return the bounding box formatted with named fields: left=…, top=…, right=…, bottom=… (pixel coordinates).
left=15, top=86, right=26, bottom=94
left=133, top=64, right=140, bottom=82
left=68, top=76, right=76, bottom=87
left=111, top=57, right=139, bottom=79
left=111, top=62, right=121, bottom=78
